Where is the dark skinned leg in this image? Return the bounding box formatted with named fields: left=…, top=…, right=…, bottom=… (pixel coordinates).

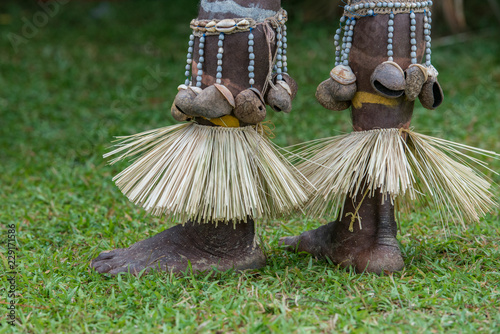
left=281, top=7, right=426, bottom=274
left=281, top=191, right=403, bottom=274
left=92, top=218, right=266, bottom=275
left=91, top=0, right=281, bottom=276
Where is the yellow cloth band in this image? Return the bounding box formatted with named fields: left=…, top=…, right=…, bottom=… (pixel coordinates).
left=207, top=115, right=240, bottom=128
left=352, top=92, right=399, bottom=109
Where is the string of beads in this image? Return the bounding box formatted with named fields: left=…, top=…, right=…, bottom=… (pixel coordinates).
left=332, top=1, right=435, bottom=69
left=183, top=11, right=288, bottom=90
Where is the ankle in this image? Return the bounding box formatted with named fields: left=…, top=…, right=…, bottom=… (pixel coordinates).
left=185, top=220, right=257, bottom=255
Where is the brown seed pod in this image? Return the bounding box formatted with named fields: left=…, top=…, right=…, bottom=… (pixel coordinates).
left=214, top=84, right=235, bottom=108
left=191, top=85, right=234, bottom=118
left=418, top=75, right=444, bottom=110
left=234, top=88, right=267, bottom=124
left=315, top=78, right=352, bottom=111
left=173, top=87, right=198, bottom=116
left=277, top=81, right=292, bottom=96
left=370, top=61, right=406, bottom=98
left=171, top=102, right=191, bottom=122
left=265, top=83, right=292, bottom=113
left=281, top=73, right=298, bottom=100
left=331, top=79, right=357, bottom=101
left=404, top=64, right=428, bottom=101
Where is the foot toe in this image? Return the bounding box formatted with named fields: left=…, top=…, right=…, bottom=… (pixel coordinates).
left=91, top=249, right=128, bottom=273
left=279, top=236, right=300, bottom=250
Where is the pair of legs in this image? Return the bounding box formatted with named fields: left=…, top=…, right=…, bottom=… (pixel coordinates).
left=92, top=190, right=403, bottom=275
left=92, top=1, right=408, bottom=276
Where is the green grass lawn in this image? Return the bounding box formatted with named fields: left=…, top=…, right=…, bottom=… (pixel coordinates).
left=1, top=1, right=499, bottom=333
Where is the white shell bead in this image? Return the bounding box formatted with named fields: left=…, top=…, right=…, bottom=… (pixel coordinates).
left=237, top=19, right=250, bottom=30
left=206, top=21, right=217, bottom=32
left=216, top=19, right=236, bottom=33
left=216, top=26, right=236, bottom=33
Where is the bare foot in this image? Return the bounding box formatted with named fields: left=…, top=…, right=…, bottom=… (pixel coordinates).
left=281, top=192, right=404, bottom=274
left=91, top=219, right=266, bottom=275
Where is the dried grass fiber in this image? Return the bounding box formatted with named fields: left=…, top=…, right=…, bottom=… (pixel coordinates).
left=290, top=128, right=498, bottom=226
left=105, top=122, right=310, bottom=223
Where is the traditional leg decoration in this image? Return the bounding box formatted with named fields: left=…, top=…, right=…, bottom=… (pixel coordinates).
left=316, top=14, right=357, bottom=111
left=282, top=191, right=404, bottom=273
left=92, top=0, right=307, bottom=276
left=282, top=0, right=498, bottom=274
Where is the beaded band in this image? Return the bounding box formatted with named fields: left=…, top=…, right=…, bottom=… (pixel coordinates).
left=332, top=0, right=434, bottom=68
left=423, top=9, right=433, bottom=66
left=190, top=8, right=287, bottom=36
left=216, top=32, right=225, bottom=84
left=344, top=1, right=433, bottom=18
left=196, top=34, right=206, bottom=87
left=248, top=29, right=255, bottom=86
left=183, top=8, right=289, bottom=91
left=184, top=34, right=195, bottom=86
left=387, top=12, right=394, bottom=61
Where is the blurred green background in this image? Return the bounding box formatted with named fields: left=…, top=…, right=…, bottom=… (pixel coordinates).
left=0, top=1, right=499, bottom=333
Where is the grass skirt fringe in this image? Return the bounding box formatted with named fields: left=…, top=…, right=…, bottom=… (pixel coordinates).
left=291, top=128, right=498, bottom=225
left=105, top=122, right=310, bottom=223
